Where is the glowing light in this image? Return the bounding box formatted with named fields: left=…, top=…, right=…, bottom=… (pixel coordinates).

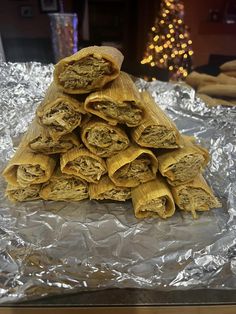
left=188, top=40, right=192, bottom=44
left=178, top=19, right=182, bottom=24
left=160, top=20, right=164, bottom=24
left=169, top=65, right=174, bottom=70
left=151, top=27, right=156, bottom=31
left=168, top=24, right=173, bottom=28
left=150, top=62, right=155, bottom=67
left=160, top=58, right=164, bottom=63
left=183, top=71, right=188, bottom=77
left=152, top=77, right=157, bottom=81
left=179, top=66, right=184, bottom=71
left=174, top=50, right=178, bottom=55
left=163, top=54, right=168, bottom=59
left=163, top=13, right=167, bottom=17
left=170, top=29, right=174, bottom=33
left=154, top=35, right=159, bottom=41
left=171, top=53, right=175, bottom=58
left=181, top=43, right=187, bottom=48
left=170, top=38, right=175, bottom=42
left=183, top=54, right=188, bottom=58
left=149, top=44, right=155, bottom=49
left=167, top=34, right=171, bottom=38
left=179, top=34, right=184, bottom=39
left=164, top=43, right=168, bottom=48
left=189, top=50, right=194, bottom=56
left=165, top=10, right=169, bottom=13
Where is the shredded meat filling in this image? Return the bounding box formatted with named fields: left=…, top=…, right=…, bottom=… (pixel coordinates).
left=100, top=188, right=131, bottom=201
left=68, top=156, right=105, bottom=181
left=166, top=154, right=205, bottom=184
left=30, top=136, right=74, bottom=154
left=141, top=125, right=176, bottom=146
left=41, top=102, right=81, bottom=132
left=92, top=101, right=142, bottom=126
left=45, top=177, right=88, bottom=201
left=9, top=185, right=41, bottom=202
left=17, top=165, right=45, bottom=186
left=116, top=157, right=153, bottom=182
left=59, top=57, right=112, bottom=89
left=86, top=126, right=128, bottom=155
left=140, top=197, right=167, bottom=216
left=178, top=187, right=217, bottom=212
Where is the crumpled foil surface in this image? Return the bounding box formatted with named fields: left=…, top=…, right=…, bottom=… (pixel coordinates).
left=0, top=62, right=236, bottom=304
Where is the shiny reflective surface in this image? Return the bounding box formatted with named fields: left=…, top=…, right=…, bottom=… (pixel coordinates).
left=0, top=63, right=236, bottom=304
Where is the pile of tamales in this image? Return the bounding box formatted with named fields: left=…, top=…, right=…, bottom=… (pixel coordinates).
left=2, top=46, right=221, bottom=219
left=185, top=60, right=236, bottom=107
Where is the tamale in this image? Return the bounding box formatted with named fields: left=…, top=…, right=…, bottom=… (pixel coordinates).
left=131, top=176, right=175, bottom=219
left=217, top=73, right=236, bottom=85
left=89, top=176, right=131, bottom=202
left=198, top=84, right=236, bottom=98
left=84, top=71, right=144, bottom=127
left=36, top=83, right=85, bottom=140
left=185, top=71, right=218, bottom=90
left=157, top=136, right=209, bottom=186
left=81, top=118, right=129, bottom=157
left=131, top=92, right=181, bottom=149
left=219, top=71, right=236, bottom=78
left=22, top=119, right=80, bottom=155
left=107, top=144, right=158, bottom=187
left=6, top=183, right=41, bottom=202
left=197, top=93, right=236, bottom=107
left=3, top=147, right=56, bottom=187
left=40, top=167, right=88, bottom=201
left=171, top=174, right=221, bottom=218
left=60, top=147, right=107, bottom=183
left=54, top=46, right=124, bottom=94
left=220, top=60, right=236, bottom=72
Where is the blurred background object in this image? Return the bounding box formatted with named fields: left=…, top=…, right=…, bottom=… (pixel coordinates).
left=49, top=13, right=78, bottom=62
left=0, top=33, right=6, bottom=62
left=141, top=0, right=193, bottom=81
left=0, top=0, right=236, bottom=80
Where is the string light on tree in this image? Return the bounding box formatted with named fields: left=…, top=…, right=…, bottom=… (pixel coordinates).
left=141, top=0, right=193, bottom=80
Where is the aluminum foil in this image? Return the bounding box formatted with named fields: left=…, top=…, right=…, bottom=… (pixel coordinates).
left=0, top=62, right=236, bottom=304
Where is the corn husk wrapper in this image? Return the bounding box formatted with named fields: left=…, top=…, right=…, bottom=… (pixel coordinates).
left=81, top=118, right=129, bottom=158
left=106, top=144, right=158, bottom=187
left=217, top=73, right=236, bottom=85
left=157, top=136, right=209, bottom=186
left=40, top=167, right=88, bottom=201
left=131, top=176, right=175, bottom=219
left=220, top=71, right=236, bottom=78
left=220, top=60, right=236, bottom=72
left=21, top=119, right=80, bottom=155
left=54, top=46, right=124, bottom=94
left=89, top=176, right=131, bottom=202
left=198, top=84, right=236, bottom=98
left=197, top=93, right=236, bottom=107
left=3, top=147, right=56, bottom=187
left=6, top=183, right=42, bottom=202
left=36, top=83, right=85, bottom=140
left=131, top=92, right=181, bottom=149
left=171, top=174, right=221, bottom=219
left=84, top=71, right=144, bottom=127
left=185, top=71, right=218, bottom=90
left=60, top=147, right=107, bottom=183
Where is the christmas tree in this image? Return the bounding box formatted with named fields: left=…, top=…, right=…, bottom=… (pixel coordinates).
left=141, top=0, right=193, bottom=80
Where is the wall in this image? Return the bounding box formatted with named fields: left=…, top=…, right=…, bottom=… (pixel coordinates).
left=0, top=0, right=51, bottom=38
left=183, top=0, right=236, bottom=66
